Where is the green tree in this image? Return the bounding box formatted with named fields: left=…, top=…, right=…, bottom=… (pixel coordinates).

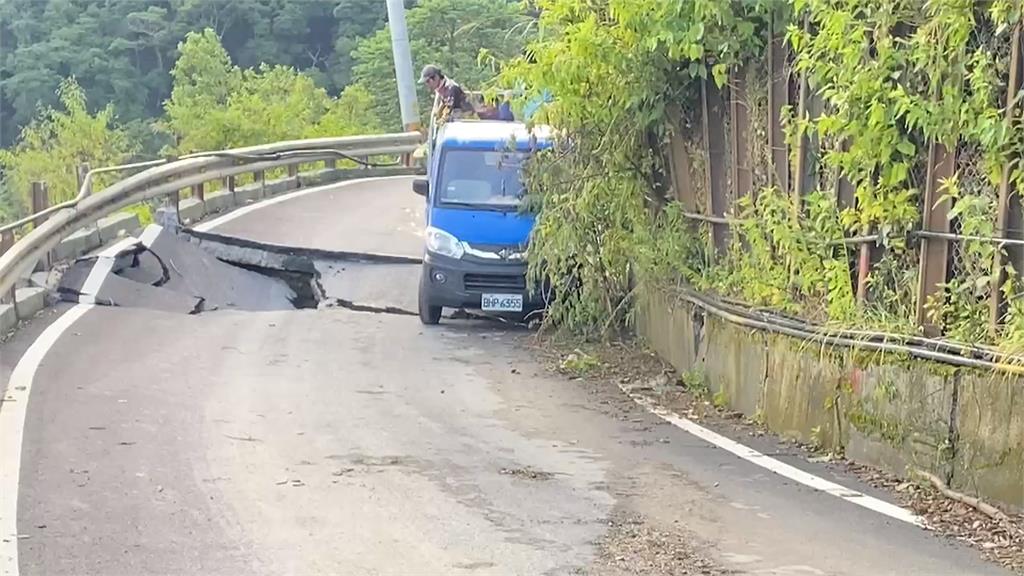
left=225, top=64, right=332, bottom=145
left=0, top=78, right=136, bottom=221
left=307, top=84, right=384, bottom=138
left=351, top=0, right=527, bottom=128
left=162, top=30, right=384, bottom=153
left=162, top=29, right=242, bottom=153
left=0, top=0, right=382, bottom=147
left=0, top=0, right=156, bottom=144
left=172, top=0, right=258, bottom=39
left=328, top=0, right=409, bottom=89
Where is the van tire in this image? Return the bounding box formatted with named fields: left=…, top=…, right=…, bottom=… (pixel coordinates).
left=419, top=296, right=442, bottom=325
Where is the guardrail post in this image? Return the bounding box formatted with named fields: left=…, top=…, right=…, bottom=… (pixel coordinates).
left=325, top=158, right=337, bottom=170
left=191, top=182, right=205, bottom=202
left=31, top=181, right=50, bottom=271
left=287, top=164, right=298, bottom=187
left=31, top=181, right=49, bottom=221
left=256, top=170, right=266, bottom=198
left=76, top=163, right=91, bottom=197
left=0, top=230, right=14, bottom=305
left=989, top=24, right=1022, bottom=335
left=172, top=190, right=182, bottom=226
left=226, top=175, right=237, bottom=203
left=916, top=141, right=956, bottom=336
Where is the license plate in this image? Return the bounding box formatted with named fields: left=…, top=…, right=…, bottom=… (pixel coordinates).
left=481, top=293, right=523, bottom=312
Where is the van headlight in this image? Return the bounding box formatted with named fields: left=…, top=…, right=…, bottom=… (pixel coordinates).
left=425, top=227, right=465, bottom=259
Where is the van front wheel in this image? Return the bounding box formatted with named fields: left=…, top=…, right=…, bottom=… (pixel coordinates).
left=418, top=293, right=442, bottom=325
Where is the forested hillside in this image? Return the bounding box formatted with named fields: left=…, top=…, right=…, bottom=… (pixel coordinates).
left=0, top=0, right=389, bottom=147
left=0, top=0, right=527, bottom=223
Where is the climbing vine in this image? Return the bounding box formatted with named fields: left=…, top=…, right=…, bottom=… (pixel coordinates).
left=505, top=0, right=1023, bottom=346
left=792, top=0, right=1021, bottom=340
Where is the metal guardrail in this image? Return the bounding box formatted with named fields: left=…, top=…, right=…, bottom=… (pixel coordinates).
left=0, top=132, right=422, bottom=299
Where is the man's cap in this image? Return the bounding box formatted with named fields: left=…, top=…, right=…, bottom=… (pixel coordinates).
left=419, top=64, right=442, bottom=83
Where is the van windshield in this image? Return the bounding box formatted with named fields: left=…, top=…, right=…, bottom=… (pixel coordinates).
left=437, top=149, right=528, bottom=210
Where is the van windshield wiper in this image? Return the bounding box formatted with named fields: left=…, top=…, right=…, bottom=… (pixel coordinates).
left=440, top=200, right=519, bottom=212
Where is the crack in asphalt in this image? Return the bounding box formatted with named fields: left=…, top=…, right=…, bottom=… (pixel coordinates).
left=331, top=298, right=417, bottom=316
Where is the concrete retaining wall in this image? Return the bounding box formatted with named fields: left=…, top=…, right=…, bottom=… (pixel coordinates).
left=636, top=287, right=1024, bottom=512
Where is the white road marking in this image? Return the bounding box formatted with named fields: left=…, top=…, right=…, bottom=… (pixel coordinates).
left=79, top=258, right=114, bottom=296
left=0, top=304, right=94, bottom=576
left=619, top=382, right=926, bottom=527
left=79, top=237, right=141, bottom=298
left=1, top=234, right=141, bottom=575
left=100, top=237, right=142, bottom=258
left=195, top=175, right=415, bottom=232
left=139, top=224, right=162, bottom=248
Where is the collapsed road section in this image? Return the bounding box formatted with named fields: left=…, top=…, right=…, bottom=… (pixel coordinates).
left=55, top=225, right=425, bottom=315
left=59, top=225, right=307, bottom=313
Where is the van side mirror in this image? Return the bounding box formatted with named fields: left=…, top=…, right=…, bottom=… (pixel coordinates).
left=413, top=178, right=429, bottom=197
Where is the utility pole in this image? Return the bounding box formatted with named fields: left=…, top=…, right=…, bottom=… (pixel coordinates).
left=385, top=0, right=420, bottom=131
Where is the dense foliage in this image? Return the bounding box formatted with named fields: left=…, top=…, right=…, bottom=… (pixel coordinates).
left=0, top=79, right=136, bottom=223
left=0, top=0, right=397, bottom=147
left=505, top=0, right=1023, bottom=347
left=161, top=30, right=382, bottom=154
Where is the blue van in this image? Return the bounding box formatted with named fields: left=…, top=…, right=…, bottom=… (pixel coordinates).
left=413, top=120, right=552, bottom=324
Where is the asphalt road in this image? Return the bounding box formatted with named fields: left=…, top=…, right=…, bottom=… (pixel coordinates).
left=208, top=176, right=426, bottom=258
left=1, top=176, right=1012, bottom=575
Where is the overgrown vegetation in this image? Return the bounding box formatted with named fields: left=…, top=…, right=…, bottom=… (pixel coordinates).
left=504, top=0, right=1023, bottom=349
left=162, top=29, right=383, bottom=154
left=503, top=0, right=777, bottom=338
left=0, top=0, right=393, bottom=147
left=0, top=79, right=136, bottom=222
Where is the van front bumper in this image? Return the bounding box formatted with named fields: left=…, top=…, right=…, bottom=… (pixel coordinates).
left=419, top=253, right=547, bottom=314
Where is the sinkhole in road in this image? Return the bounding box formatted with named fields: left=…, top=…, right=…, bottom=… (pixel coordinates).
left=57, top=225, right=537, bottom=323
left=57, top=226, right=428, bottom=315
left=225, top=261, right=323, bottom=310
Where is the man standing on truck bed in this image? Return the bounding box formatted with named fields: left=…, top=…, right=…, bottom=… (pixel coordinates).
left=420, top=64, right=475, bottom=123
